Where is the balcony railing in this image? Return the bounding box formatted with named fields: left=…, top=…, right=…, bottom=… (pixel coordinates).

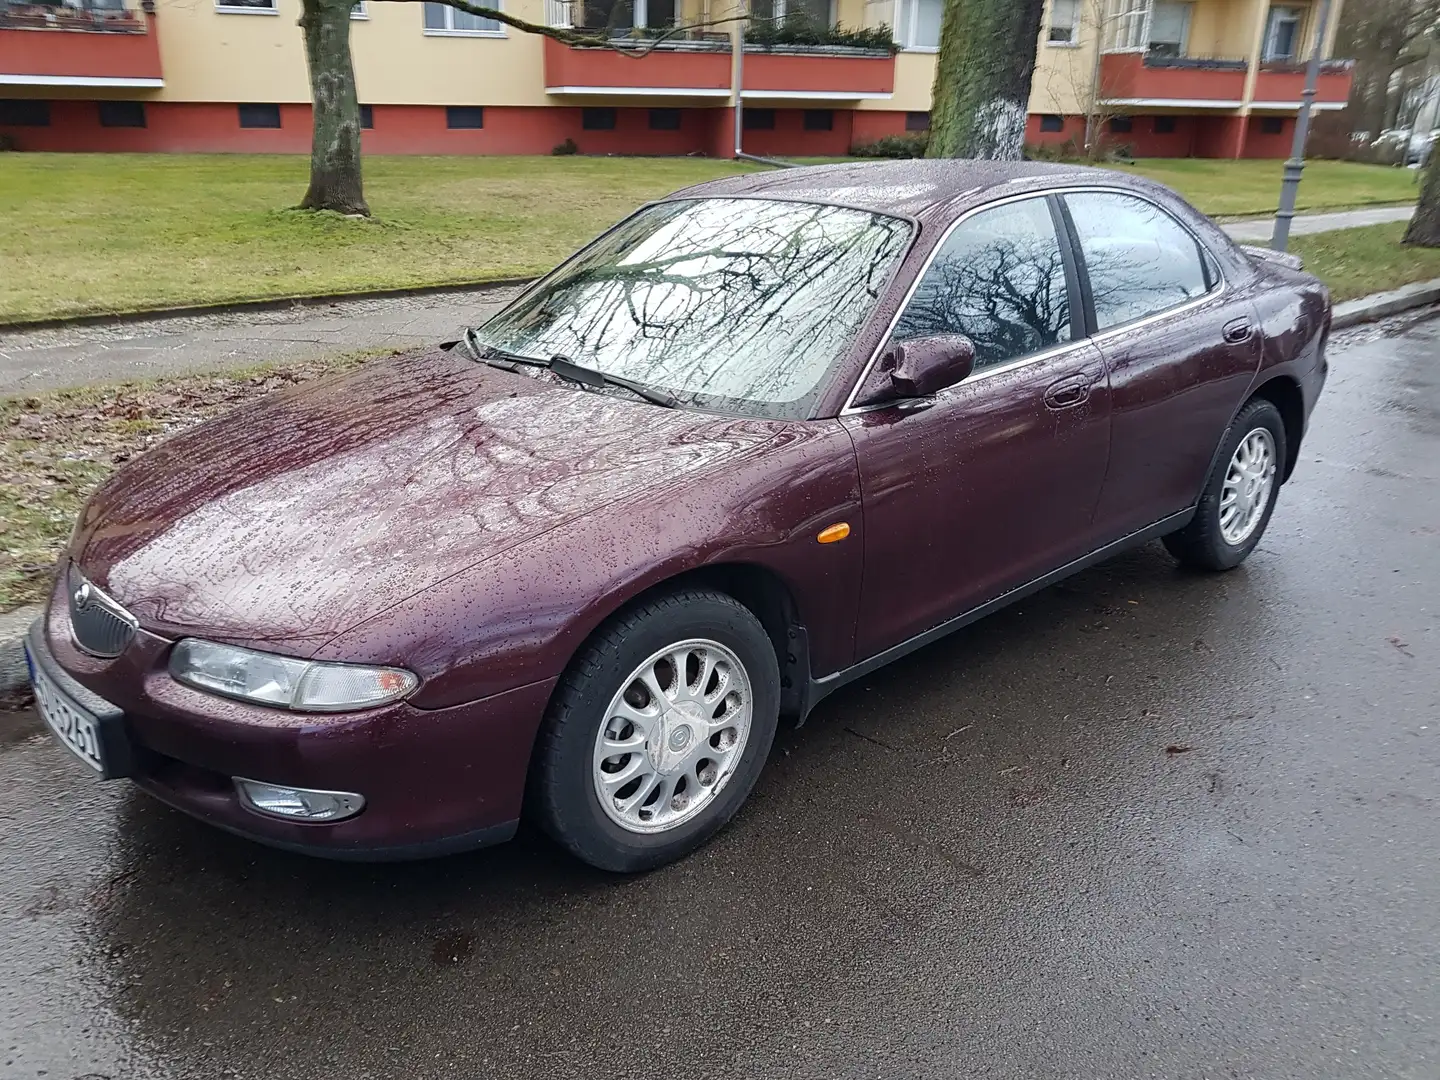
left=1, top=1, right=146, bottom=32
left=560, top=26, right=731, bottom=51
left=1142, top=52, right=1247, bottom=71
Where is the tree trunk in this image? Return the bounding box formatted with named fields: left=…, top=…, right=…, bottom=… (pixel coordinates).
left=926, top=0, right=1047, bottom=160
left=1404, top=152, right=1440, bottom=246
left=298, top=0, right=368, bottom=216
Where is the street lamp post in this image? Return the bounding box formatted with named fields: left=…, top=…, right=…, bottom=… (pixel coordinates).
left=1270, top=0, right=1334, bottom=252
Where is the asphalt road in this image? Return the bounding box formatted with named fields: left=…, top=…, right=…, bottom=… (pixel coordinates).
left=2, top=313, right=1437, bottom=1080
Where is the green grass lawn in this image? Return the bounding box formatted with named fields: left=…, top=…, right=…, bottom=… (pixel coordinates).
left=1113, top=158, right=1421, bottom=219
left=1290, top=222, right=1440, bottom=302
left=0, top=154, right=1420, bottom=323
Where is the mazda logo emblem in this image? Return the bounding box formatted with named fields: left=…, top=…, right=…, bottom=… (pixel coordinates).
left=72, top=583, right=92, bottom=611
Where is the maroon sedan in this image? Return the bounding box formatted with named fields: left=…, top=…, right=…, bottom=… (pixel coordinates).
left=26, top=161, right=1329, bottom=872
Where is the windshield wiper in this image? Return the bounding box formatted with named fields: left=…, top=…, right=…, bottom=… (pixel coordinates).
left=461, top=332, right=677, bottom=409
left=547, top=355, right=678, bottom=409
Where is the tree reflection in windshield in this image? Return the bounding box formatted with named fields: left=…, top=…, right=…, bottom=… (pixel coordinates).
left=892, top=197, right=1071, bottom=371
left=474, top=198, right=912, bottom=419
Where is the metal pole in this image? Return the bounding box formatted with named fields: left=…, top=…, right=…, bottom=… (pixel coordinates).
left=1271, top=0, right=1333, bottom=251
left=732, top=0, right=746, bottom=157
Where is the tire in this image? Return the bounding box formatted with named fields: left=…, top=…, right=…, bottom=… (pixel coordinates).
left=530, top=588, right=780, bottom=873
left=1163, top=397, right=1287, bottom=572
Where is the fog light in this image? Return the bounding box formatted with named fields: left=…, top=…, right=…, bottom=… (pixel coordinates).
left=234, top=778, right=365, bottom=823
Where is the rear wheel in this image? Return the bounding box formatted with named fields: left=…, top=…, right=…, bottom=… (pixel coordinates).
left=531, top=589, right=780, bottom=873
left=1164, top=397, right=1286, bottom=571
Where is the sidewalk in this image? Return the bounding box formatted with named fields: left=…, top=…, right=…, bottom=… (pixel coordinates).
left=1222, top=204, right=1414, bottom=243
left=0, top=206, right=1418, bottom=396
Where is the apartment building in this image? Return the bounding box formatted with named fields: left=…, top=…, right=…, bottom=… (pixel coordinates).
left=0, top=0, right=1350, bottom=157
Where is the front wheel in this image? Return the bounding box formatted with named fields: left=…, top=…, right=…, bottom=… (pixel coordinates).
left=530, top=589, right=780, bottom=873
left=1163, top=397, right=1286, bottom=571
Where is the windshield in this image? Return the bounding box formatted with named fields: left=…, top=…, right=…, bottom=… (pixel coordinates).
left=472, top=197, right=913, bottom=420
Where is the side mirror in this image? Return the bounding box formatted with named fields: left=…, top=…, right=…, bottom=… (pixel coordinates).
left=866, top=334, right=975, bottom=404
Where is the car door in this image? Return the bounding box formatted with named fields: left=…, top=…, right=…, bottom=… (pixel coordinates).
left=1061, top=190, right=1262, bottom=538
left=842, top=194, right=1113, bottom=661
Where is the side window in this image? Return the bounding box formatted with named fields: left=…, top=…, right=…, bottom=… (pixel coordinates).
left=892, top=197, right=1072, bottom=371
left=1065, top=192, right=1211, bottom=330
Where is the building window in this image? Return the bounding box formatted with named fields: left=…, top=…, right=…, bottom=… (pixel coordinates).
left=1260, top=115, right=1285, bottom=135
left=751, top=0, right=833, bottom=30
left=905, top=110, right=930, bottom=132
left=1040, top=113, right=1064, bottom=133
left=446, top=105, right=484, bottom=129
left=238, top=103, right=282, bottom=128
left=1153, top=114, right=1176, bottom=134
left=1047, top=0, right=1078, bottom=45
left=424, top=0, right=503, bottom=35
left=359, top=104, right=374, bottom=129
left=583, top=107, right=617, bottom=130
left=216, top=0, right=277, bottom=13
left=350, top=1, right=368, bottom=16
left=580, top=0, right=677, bottom=33
left=1104, top=0, right=1148, bottom=51
left=1263, top=4, right=1303, bottom=61
left=1147, top=1, right=1191, bottom=58
left=98, top=101, right=146, bottom=128
left=803, top=109, right=833, bottom=131
left=649, top=108, right=681, bottom=131
left=0, top=99, right=49, bottom=126
left=1109, top=115, right=1133, bottom=134
left=894, top=0, right=941, bottom=50
left=743, top=108, right=775, bottom=131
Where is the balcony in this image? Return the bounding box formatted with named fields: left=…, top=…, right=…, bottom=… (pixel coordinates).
left=1101, top=51, right=1247, bottom=107
left=740, top=20, right=895, bottom=99
left=1252, top=58, right=1353, bottom=108
left=543, top=32, right=732, bottom=97
left=0, top=1, right=162, bottom=87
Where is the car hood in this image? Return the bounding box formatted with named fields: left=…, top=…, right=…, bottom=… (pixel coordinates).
left=73, top=349, right=787, bottom=654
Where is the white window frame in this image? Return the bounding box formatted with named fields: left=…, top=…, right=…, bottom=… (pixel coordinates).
left=1047, top=0, right=1080, bottom=47
left=215, top=0, right=278, bottom=15
left=1103, top=0, right=1151, bottom=52
left=1263, top=4, right=1303, bottom=61
left=350, top=1, right=368, bottom=18
left=893, top=0, right=940, bottom=52
left=423, top=0, right=506, bottom=37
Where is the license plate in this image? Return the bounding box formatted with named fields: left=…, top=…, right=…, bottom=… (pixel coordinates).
left=27, top=649, right=107, bottom=774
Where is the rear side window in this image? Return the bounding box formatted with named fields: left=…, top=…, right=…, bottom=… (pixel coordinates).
left=1064, top=192, right=1210, bottom=330
left=891, top=196, right=1072, bottom=371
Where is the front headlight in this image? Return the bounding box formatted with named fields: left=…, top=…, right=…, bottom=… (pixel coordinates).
left=169, top=639, right=418, bottom=712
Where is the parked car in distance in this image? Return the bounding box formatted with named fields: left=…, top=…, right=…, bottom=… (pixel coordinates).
left=26, top=160, right=1331, bottom=873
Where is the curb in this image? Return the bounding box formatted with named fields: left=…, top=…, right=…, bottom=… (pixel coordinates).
left=3, top=277, right=1439, bottom=709
left=0, top=604, right=42, bottom=709
left=1331, top=277, right=1440, bottom=329
left=0, top=277, right=532, bottom=335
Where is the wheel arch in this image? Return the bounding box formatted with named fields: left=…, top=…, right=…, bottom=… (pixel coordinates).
left=1250, top=375, right=1305, bottom=482
left=553, top=561, right=812, bottom=727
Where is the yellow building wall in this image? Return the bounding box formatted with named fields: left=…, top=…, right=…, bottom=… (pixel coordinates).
left=150, top=0, right=1347, bottom=113
left=156, top=0, right=579, bottom=106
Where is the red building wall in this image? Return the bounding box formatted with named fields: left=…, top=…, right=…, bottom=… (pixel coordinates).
left=0, top=99, right=1305, bottom=159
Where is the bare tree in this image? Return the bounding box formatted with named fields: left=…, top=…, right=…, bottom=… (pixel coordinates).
left=925, top=0, right=1048, bottom=159
left=297, top=0, right=756, bottom=217
left=1337, top=0, right=1440, bottom=142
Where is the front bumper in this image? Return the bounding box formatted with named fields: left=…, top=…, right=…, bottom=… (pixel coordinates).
left=33, top=586, right=556, bottom=860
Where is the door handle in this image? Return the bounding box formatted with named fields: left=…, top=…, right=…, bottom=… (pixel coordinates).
left=1044, top=375, right=1092, bottom=410
left=1223, top=318, right=1254, bottom=344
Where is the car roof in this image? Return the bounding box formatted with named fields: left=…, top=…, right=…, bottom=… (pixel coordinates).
left=664, top=158, right=1162, bottom=221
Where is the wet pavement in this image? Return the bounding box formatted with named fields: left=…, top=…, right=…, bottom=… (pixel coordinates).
left=2, top=313, right=1437, bottom=1080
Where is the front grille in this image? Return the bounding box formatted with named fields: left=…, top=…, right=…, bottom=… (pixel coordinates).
left=67, top=565, right=138, bottom=658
